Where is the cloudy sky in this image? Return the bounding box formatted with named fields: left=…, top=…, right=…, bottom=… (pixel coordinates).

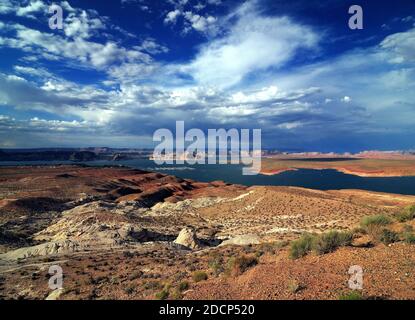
left=0, top=0, right=414, bottom=151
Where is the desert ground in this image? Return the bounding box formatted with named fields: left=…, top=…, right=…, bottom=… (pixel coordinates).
left=0, top=165, right=414, bottom=300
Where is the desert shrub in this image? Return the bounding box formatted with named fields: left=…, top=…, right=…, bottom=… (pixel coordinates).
left=352, top=227, right=367, bottom=235
left=287, top=280, right=304, bottom=294
left=403, top=224, right=414, bottom=233
left=155, top=289, right=169, bottom=300
left=314, top=231, right=353, bottom=255
left=178, top=281, right=189, bottom=291
left=127, top=271, right=142, bottom=281
left=257, top=241, right=289, bottom=256
left=360, top=214, right=392, bottom=228
left=192, top=271, right=208, bottom=282
left=394, top=205, right=415, bottom=222
left=143, top=280, right=163, bottom=290
left=379, top=229, right=399, bottom=245
left=403, top=232, right=415, bottom=244
left=226, top=255, right=258, bottom=276
left=208, top=253, right=224, bottom=275
left=339, top=291, right=363, bottom=300
left=170, top=288, right=182, bottom=300
left=124, top=285, right=135, bottom=295
left=289, top=233, right=316, bottom=259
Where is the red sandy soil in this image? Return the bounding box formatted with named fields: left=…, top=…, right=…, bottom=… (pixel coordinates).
left=0, top=165, right=414, bottom=300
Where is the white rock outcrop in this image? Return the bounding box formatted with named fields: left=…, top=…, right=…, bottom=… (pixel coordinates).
left=173, top=227, right=200, bottom=250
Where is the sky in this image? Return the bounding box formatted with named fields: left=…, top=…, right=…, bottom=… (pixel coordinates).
left=0, top=0, right=414, bottom=152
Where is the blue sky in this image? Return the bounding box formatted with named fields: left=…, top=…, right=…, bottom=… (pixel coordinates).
left=0, top=0, right=414, bottom=152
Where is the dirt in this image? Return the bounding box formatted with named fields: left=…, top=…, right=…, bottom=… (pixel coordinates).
left=0, top=165, right=414, bottom=300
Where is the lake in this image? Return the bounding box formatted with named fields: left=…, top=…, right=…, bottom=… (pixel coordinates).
left=1, top=159, right=415, bottom=195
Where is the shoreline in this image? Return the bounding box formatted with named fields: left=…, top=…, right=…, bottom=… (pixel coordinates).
left=260, top=167, right=415, bottom=178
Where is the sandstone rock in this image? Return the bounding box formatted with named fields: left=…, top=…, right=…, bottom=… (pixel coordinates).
left=174, top=227, right=200, bottom=250
left=0, top=240, right=81, bottom=261
left=219, top=234, right=260, bottom=247
left=351, top=235, right=373, bottom=248
left=45, top=288, right=64, bottom=300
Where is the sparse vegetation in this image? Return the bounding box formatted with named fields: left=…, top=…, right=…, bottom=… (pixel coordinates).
left=290, top=230, right=353, bottom=258
left=155, top=289, right=169, bottom=300
left=256, top=241, right=289, bottom=257
left=314, top=230, right=353, bottom=255
left=170, top=288, right=183, bottom=300
left=287, top=280, right=304, bottom=294
left=289, top=233, right=315, bottom=259
left=143, top=280, right=163, bottom=290
left=124, top=285, right=135, bottom=295
left=225, top=255, right=258, bottom=276
left=192, top=271, right=208, bottom=282
left=127, top=271, right=142, bottom=281
left=394, top=205, right=415, bottom=222
left=339, top=291, right=364, bottom=300
left=178, top=281, right=189, bottom=291
left=208, top=252, right=224, bottom=275
left=379, top=229, right=399, bottom=245
left=403, top=232, right=415, bottom=244
left=360, top=215, right=393, bottom=243
left=360, top=214, right=392, bottom=228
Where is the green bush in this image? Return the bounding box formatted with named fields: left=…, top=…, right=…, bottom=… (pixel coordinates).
left=155, top=289, right=169, bottom=300
left=226, top=255, right=258, bottom=276
left=289, top=233, right=316, bottom=259
left=379, top=229, right=399, bottom=245
left=403, top=232, right=415, bottom=244
left=124, top=285, right=135, bottom=295
left=208, top=253, right=224, bottom=275
left=403, top=224, right=413, bottom=233
left=178, top=281, right=189, bottom=291
left=192, top=271, right=208, bottom=282
left=395, top=205, right=415, bottom=222
left=360, top=215, right=392, bottom=228
left=339, top=291, right=363, bottom=300
left=170, top=288, right=183, bottom=300
left=314, top=231, right=353, bottom=255
left=287, top=280, right=304, bottom=294
left=143, top=280, right=163, bottom=290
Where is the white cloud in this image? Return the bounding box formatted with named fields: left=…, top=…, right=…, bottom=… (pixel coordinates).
left=135, top=39, right=169, bottom=55
left=0, top=0, right=14, bottom=14
left=341, top=96, right=351, bottom=103
left=380, top=27, right=415, bottom=64
left=164, top=9, right=182, bottom=24
left=183, top=11, right=217, bottom=34
left=64, top=10, right=105, bottom=39
left=1, top=24, right=153, bottom=71
left=16, top=0, right=46, bottom=17
left=184, top=2, right=319, bottom=87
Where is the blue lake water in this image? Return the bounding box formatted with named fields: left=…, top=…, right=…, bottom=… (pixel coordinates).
left=1, top=159, right=415, bottom=195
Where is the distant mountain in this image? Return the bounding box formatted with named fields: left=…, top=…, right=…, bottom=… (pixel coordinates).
left=0, top=150, right=97, bottom=162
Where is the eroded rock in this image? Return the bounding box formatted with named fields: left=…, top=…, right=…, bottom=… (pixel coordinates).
left=174, top=227, right=201, bottom=250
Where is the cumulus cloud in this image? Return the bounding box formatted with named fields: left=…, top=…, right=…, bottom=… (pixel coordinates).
left=183, top=11, right=217, bottom=34
left=0, top=23, right=153, bottom=72
left=16, top=0, right=46, bottom=17
left=164, top=9, right=182, bottom=24
left=1, top=0, right=414, bottom=150
left=380, top=27, right=415, bottom=64
left=183, top=2, right=319, bottom=87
